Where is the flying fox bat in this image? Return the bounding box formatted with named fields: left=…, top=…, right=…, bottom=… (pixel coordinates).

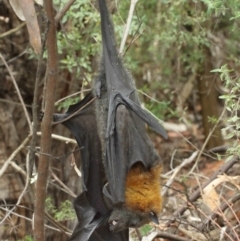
left=52, top=0, right=167, bottom=239
left=95, top=0, right=167, bottom=232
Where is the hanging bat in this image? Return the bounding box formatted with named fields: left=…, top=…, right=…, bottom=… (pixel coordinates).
left=52, top=0, right=167, bottom=239
left=95, top=0, right=167, bottom=233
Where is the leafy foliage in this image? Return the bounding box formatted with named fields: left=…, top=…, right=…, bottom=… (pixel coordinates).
left=213, top=65, right=240, bottom=156
left=45, top=197, right=75, bottom=221
left=17, top=236, right=34, bottom=241
left=56, top=96, right=80, bottom=111
left=53, top=0, right=101, bottom=85
left=139, top=224, right=152, bottom=236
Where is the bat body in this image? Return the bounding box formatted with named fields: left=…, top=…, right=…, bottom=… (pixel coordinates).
left=53, top=0, right=167, bottom=239
left=95, top=0, right=167, bottom=232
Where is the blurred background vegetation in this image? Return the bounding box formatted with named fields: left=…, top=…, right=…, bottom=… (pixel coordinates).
left=1, top=0, right=240, bottom=240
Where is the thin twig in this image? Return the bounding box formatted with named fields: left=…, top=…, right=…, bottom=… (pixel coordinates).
left=189, top=107, right=226, bottom=174
left=9, top=161, right=27, bottom=177
left=37, top=132, right=77, bottom=144
left=166, top=155, right=239, bottom=226
left=134, top=228, right=142, bottom=241
left=50, top=170, right=77, bottom=198
left=55, top=0, right=76, bottom=23
left=162, top=151, right=198, bottom=196
left=202, top=193, right=240, bottom=229
left=121, top=23, right=143, bottom=57
left=0, top=98, right=31, bottom=107
left=0, top=48, right=28, bottom=66
left=0, top=151, right=31, bottom=224
left=154, top=232, right=189, bottom=241
left=0, top=134, right=31, bottom=177
left=188, top=201, right=235, bottom=241
left=0, top=206, right=71, bottom=235
left=0, top=54, right=32, bottom=132
left=53, top=96, right=96, bottom=125
left=54, top=89, right=91, bottom=106
left=216, top=197, right=239, bottom=240
left=119, top=0, right=139, bottom=54
left=0, top=22, right=26, bottom=38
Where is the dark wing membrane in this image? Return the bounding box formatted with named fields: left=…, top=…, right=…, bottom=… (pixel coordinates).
left=70, top=193, right=128, bottom=241
left=66, top=92, right=94, bottom=115
left=98, top=0, right=167, bottom=139
left=106, top=104, right=161, bottom=205
left=54, top=93, right=128, bottom=240
left=106, top=93, right=167, bottom=139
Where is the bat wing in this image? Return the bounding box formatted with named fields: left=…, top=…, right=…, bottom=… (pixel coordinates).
left=53, top=93, right=128, bottom=240
left=98, top=0, right=168, bottom=139
left=53, top=92, right=97, bottom=188
left=70, top=192, right=128, bottom=241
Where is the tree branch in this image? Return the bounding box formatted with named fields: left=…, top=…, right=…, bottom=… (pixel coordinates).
left=119, top=0, right=139, bottom=54
left=34, top=0, right=58, bottom=239
left=0, top=53, right=32, bottom=132
left=55, top=0, right=76, bottom=23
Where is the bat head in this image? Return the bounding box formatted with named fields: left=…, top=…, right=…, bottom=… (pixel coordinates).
left=108, top=207, right=159, bottom=232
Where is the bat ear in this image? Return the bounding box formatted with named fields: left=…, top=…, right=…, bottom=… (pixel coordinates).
left=149, top=211, right=159, bottom=224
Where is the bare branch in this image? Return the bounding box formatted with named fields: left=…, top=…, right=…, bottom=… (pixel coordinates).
left=50, top=170, right=77, bottom=198
left=0, top=134, right=31, bottom=177
left=54, top=89, right=91, bottom=106
left=0, top=206, right=71, bottom=235
left=162, top=151, right=198, bottom=196
left=119, top=0, right=139, bottom=54
left=154, top=232, right=189, bottom=241
left=0, top=151, right=31, bottom=224
left=55, top=0, right=76, bottom=23
left=34, top=0, right=58, bottom=239
left=36, top=132, right=77, bottom=144
left=167, top=155, right=239, bottom=226
left=0, top=22, right=26, bottom=38
left=189, top=107, right=226, bottom=174
left=0, top=53, right=32, bottom=132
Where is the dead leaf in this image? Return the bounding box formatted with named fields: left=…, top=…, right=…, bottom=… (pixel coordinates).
left=9, top=0, right=25, bottom=21
left=202, top=175, right=240, bottom=211
left=218, top=174, right=240, bottom=190
left=35, top=0, right=43, bottom=5
left=9, top=0, right=42, bottom=54
left=19, top=0, right=42, bottom=54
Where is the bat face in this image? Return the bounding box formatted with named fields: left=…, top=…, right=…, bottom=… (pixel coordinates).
left=108, top=163, right=162, bottom=232
left=108, top=208, right=159, bottom=232
left=109, top=209, right=147, bottom=232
